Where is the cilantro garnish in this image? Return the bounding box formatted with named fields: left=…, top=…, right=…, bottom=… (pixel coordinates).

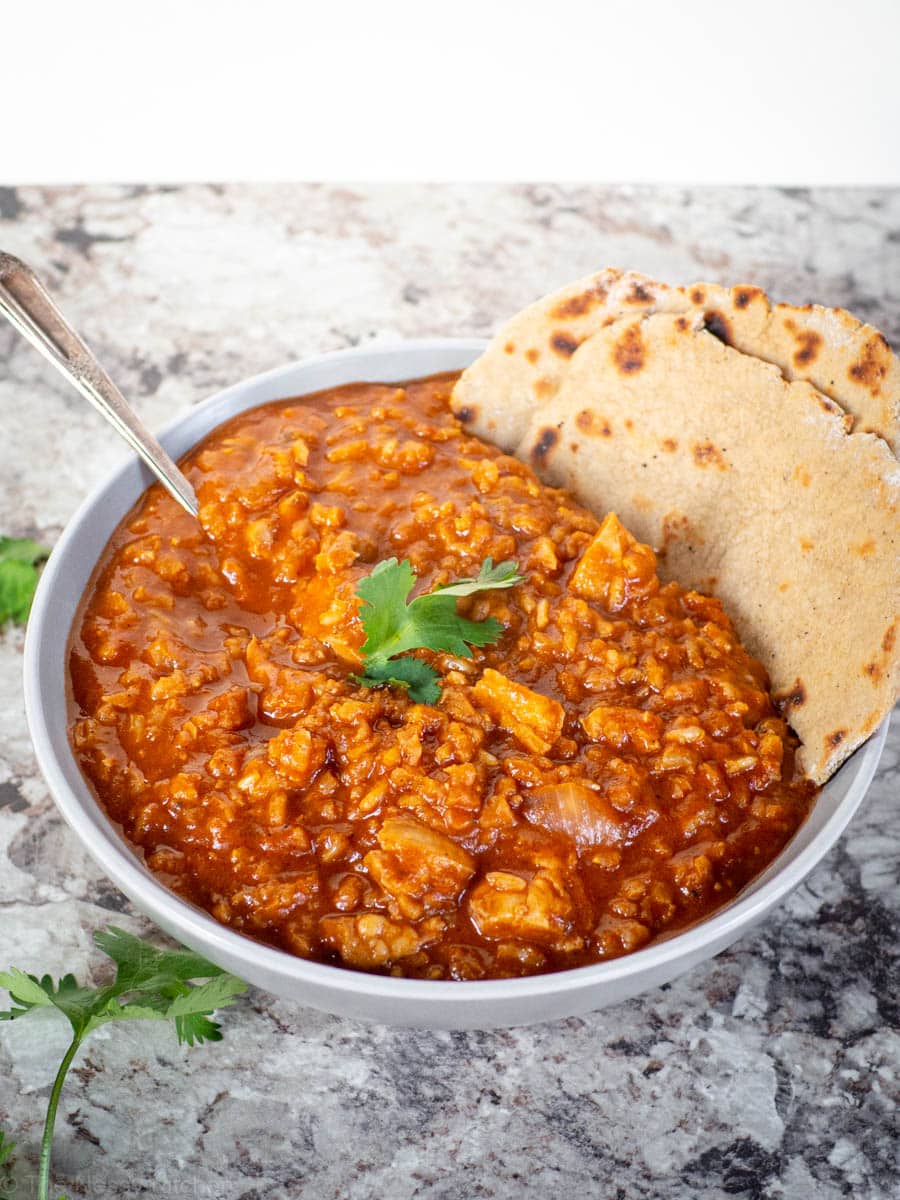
left=0, top=536, right=50, bottom=624
left=353, top=557, right=524, bottom=704
left=0, top=1130, right=15, bottom=1200
left=0, top=927, right=247, bottom=1200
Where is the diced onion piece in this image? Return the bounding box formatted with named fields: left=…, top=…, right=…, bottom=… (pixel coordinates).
left=521, top=782, right=623, bottom=847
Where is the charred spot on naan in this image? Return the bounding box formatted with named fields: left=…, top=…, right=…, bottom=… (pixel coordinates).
left=792, top=330, right=822, bottom=367
left=575, top=410, right=613, bottom=438
left=883, top=621, right=897, bottom=655
left=775, top=678, right=807, bottom=712
left=865, top=620, right=900, bottom=683
left=849, top=332, right=892, bottom=393
left=782, top=318, right=823, bottom=367
left=530, top=425, right=561, bottom=467
left=613, top=323, right=646, bottom=374
left=662, top=437, right=679, bottom=452
left=524, top=347, right=540, bottom=364
left=550, top=332, right=580, bottom=358
left=733, top=285, right=765, bottom=309
left=692, top=441, right=729, bottom=469
left=456, top=405, right=477, bottom=425
left=627, top=280, right=654, bottom=304
left=549, top=281, right=610, bottom=320
left=703, top=310, right=733, bottom=346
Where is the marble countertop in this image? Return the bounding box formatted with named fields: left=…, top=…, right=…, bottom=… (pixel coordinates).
left=0, top=184, right=897, bottom=1200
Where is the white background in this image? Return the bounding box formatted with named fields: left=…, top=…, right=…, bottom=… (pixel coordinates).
left=4, top=0, right=899, bottom=184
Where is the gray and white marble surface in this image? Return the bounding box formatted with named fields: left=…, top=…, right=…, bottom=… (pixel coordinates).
left=0, top=185, right=898, bottom=1200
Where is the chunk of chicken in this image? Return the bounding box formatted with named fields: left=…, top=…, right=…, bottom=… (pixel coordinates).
left=266, top=726, right=328, bottom=787
left=364, top=815, right=476, bottom=919
left=320, top=912, right=443, bottom=969
left=468, top=868, right=577, bottom=947
left=581, top=705, right=663, bottom=753
left=472, top=669, right=564, bottom=755
left=293, top=573, right=363, bottom=665
left=569, top=512, right=658, bottom=611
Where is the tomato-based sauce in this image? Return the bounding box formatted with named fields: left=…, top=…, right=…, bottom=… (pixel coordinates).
left=69, top=374, right=814, bottom=979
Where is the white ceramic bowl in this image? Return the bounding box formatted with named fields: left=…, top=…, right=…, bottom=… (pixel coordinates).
left=24, top=339, right=888, bottom=1029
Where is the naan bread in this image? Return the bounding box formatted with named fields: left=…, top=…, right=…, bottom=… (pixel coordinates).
left=517, top=312, right=900, bottom=783
left=452, top=270, right=900, bottom=454
left=451, top=269, right=677, bottom=450
left=678, top=282, right=900, bottom=455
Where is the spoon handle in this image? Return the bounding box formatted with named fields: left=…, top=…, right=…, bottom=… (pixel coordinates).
left=0, top=252, right=199, bottom=518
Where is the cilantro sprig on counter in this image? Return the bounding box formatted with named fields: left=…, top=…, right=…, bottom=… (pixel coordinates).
left=353, top=557, right=525, bottom=704
left=0, top=927, right=247, bottom=1200
left=0, top=1131, right=14, bottom=1200
left=0, top=536, right=50, bottom=624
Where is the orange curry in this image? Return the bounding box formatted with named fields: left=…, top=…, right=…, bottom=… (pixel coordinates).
left=69, top=374, right=814, bottom=980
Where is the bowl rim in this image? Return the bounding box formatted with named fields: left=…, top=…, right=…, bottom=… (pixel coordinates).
left=23, top=336, right=889, bottom=1004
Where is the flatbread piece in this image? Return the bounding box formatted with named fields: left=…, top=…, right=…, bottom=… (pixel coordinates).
left=452, top=270, right=900, bottom=454
left=516, top=312, right=900, bottom=783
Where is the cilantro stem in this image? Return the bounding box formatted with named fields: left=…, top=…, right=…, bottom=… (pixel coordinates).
left=38, top=1032, right=82, bottom=1200
left=2, top=928, right=246, bottom=1198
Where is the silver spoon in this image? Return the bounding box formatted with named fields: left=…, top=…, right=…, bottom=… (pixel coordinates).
left=0, top=252, right=199, bottom=518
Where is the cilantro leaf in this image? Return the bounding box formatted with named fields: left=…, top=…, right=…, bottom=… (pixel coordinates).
left=0, top=1129, right=15, bottom=1200
left=93, top=925, right=228, bottom=990
left=0, top=536, right=49, bottom=565
left=0, top=967, right=57, bottom=1014
left=0, top=559, right=41, bottom=624
left=38, top=974, right=114, bottom=1038
left=0, top=536, right=50, bottom=625
left=355, top=656, right=442, bottom=705
left=166, top=973, right=248, bottom=1019
left=354, top=557, right=525, bottom=703
left=356, top=558, right=418, bottom=659
left=0, top=926, right=247, bottom=1200
left=434, top=558, right=523, bottom=597
left=173, top=1011, right=225, bottom=1047
left=167, top=976, right=247, bottom=1045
